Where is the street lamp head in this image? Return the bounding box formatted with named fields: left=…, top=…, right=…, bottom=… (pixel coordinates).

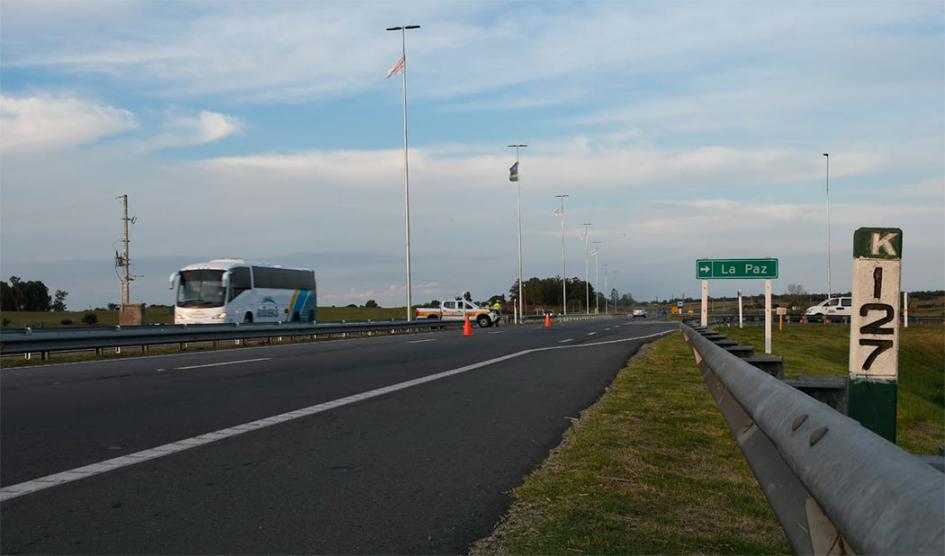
left=554, top=194, right=569, bottom=198
left=387, top=25, right=420, bottom=31
left=823, top=152, right=829, bottom=157
left=507, top=144, right=528, bottom=148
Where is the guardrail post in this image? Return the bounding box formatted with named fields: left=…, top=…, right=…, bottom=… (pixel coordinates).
left=141, top=345, right=148, bottom=354
left=41, top=351, right=49, bottom=361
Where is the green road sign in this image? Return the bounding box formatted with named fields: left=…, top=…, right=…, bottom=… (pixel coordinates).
left=696, top=258, right=779, bottom=279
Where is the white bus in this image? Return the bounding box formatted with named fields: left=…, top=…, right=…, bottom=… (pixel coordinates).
left=170, top=259, right=316, bottom=324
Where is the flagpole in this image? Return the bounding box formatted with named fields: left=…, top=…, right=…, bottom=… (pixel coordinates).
left=387, top=24, right=420, bottom=321
left=555, top=194, right=569, bottom=315
left=509, top=144, right=527, bottom=323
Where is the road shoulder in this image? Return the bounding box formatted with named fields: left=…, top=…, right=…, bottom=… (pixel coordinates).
left=469, top=331, right=791, bottom=555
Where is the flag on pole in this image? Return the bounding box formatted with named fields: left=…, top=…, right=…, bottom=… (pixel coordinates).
left=591, top=248, right=599, bottom=256
left=509, top=161, right=519, bottom=182
left=579, top=230, right=587, bottom=241
left=386, top=56, right=405, bottom=78
left=553, top=207, right=563, bottom=217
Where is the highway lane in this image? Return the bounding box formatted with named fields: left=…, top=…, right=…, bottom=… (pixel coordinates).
left=2, top=318, right=676, bottom=554
left=1, top=317, right=664, bottom=486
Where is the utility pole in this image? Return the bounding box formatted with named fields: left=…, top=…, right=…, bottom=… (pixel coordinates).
left=592, top=241, right=601, bottom=314
left=509, top=144, right=528, bottom=323
left=115, top=194, right=133, bottom=306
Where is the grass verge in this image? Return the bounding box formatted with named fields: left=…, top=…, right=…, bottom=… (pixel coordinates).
left=470, top=332, right=790, bottom=555
left=722, top=324, right=944, bottom=454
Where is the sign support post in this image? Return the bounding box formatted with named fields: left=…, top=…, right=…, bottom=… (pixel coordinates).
left=848, top=227, right=902, bottom=443
left=903, top=291, right=909, bottom=328
left=764, top=279, right=772, bottom=354
left=700, top=280, right=708, bottom=327
left=737, top=289, right=743, bottom=328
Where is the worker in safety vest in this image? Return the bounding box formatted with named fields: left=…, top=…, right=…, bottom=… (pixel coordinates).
left=492, top=301, right=502, bottom=326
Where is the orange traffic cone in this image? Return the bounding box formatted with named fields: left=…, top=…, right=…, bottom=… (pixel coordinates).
left=544, top=313, right=552, bottom=328
left=463, top=315, right=473, bottom=336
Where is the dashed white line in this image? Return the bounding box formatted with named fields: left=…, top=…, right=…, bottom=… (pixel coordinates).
left=407, top=339, right=437, bottom=344
left=587, top=332, right=597, bottom=336
left=0, top=328, right=675, bottom=502
left=173, top=358, right=270, bottom=370
left=558, top=338, right=574, bottom=343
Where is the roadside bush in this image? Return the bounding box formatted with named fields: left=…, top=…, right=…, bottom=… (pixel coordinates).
left=60, top=319, right=73, bottom=325
left=1, top=317, right=10, bottom=327
left=81, top=313, right=98, bottom=325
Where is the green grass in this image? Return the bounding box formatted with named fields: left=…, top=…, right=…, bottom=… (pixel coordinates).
left=471, top=332, right=790, bottom=555
left=722, top=324, right=944, bottom=454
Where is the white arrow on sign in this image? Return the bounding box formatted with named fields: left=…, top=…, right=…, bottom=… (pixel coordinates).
left=700, top=266, right=710, bottom=273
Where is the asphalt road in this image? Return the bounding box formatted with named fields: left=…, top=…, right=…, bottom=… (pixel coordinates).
left=1, top=317, right=676, bottom=554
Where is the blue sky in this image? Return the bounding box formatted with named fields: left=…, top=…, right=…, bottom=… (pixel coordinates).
left=1, top=1, right=943, bottom=309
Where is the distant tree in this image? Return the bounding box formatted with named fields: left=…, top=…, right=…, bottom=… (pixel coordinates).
left=345, top=303, right=357, bottom=308
left=785, top=284, right=807, bottom=296
left=1, top=277, right=51, bottom=311
left=107, top=303, right=119, bottom=311
left=52, top=290, right=69, bottom=312
left=81, top=312, right=99, bottom=325
left=364, top=299, right=379, bottom=308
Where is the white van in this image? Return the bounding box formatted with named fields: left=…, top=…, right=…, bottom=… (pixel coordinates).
left=805, top=297, right=852, bottom=317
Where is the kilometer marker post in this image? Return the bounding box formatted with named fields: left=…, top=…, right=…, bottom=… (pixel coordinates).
left=848, top=227, right=902, bottom=443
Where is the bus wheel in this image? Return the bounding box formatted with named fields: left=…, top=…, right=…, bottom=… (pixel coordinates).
left=244, top=313, right=254, bottom=323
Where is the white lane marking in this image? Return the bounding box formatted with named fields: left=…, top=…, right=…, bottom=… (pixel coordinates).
left=408, top=339, right=437, bottom=344
left=558, top=338, right=574, bottom=343
left=587, top=332, right=597, bottom=336
left=0, top=328, right=676, bottom=502
left=489, top=331, right=505, bottom=334
left=605, top=328, right=611, bottom=331
left=173, top=358, right=270, bottom=370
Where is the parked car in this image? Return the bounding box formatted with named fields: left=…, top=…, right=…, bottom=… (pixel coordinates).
left=805, top=297, right=852, bottom=317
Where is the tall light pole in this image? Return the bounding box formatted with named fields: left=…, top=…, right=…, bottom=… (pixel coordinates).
left=509, top=144, right=527, bottom=323
left=592, top=241, right=602, bottom=314
left=582, top=222, right=592, bottom=313
left=823, top=152, right=832, bottom=300
left=387, top=24, right=421, bottom=320
left=555, top=194, right=569, bottom=315
left=602, top=263, right=609, bottom=314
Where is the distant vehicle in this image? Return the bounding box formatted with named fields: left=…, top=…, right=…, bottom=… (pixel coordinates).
left=632, top=308, right=648, bottom=318
left=805, top=296, right=852, bottom=317
left=170, top=259, right=316, bottom=324
left=416, top=297, right=501, bottom=327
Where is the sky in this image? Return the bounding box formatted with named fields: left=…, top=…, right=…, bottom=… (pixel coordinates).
left=1, top=0, right=943, bottom=310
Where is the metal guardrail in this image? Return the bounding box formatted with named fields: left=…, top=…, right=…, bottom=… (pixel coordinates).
left=681, top=313, right=943, bottom=326
left=0, top=320, right=463, bottom=356
left=0, top=313, right=617, bottom=357
left=681, top=323, right=943, bottom=555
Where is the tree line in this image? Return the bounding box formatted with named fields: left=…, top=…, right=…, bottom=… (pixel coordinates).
left=0, top=277, right=68, bottom=312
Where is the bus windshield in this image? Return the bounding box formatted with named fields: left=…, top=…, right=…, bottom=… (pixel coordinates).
left=177, top=270, right=226, bottom=308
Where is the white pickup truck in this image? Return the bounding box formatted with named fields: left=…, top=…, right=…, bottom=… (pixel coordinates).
left=416, top=298, right=501, bottom=328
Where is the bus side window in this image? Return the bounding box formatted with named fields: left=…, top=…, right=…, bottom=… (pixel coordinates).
left=229, top=267, right=252, bottom=300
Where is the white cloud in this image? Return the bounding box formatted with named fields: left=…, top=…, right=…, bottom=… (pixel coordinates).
left=0, top=93, right=137, bottom=153
left=144, top=110, right=244, bottom=150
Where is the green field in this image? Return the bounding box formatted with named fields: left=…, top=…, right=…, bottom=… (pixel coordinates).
left=471, top=332, right=790, bottom=555
left=723, top=323, right=944, bottom=454
left=0, top=306, right=412, bottom=328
